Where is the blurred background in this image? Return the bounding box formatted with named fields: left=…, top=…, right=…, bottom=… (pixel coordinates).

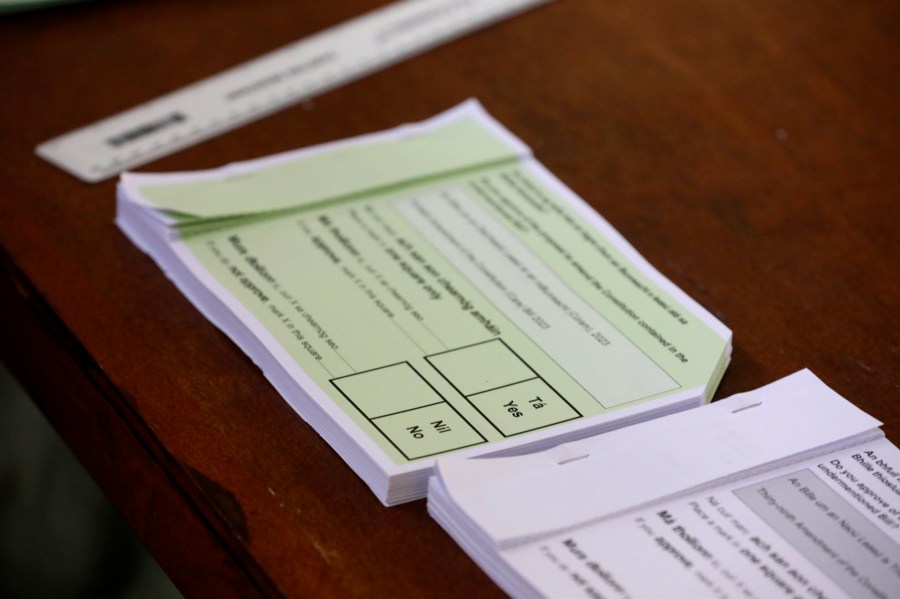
left=0, top=363, right=182, bottom=599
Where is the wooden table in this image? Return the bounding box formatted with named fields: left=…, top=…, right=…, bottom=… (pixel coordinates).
left=2, top=1, right=897, bottom=596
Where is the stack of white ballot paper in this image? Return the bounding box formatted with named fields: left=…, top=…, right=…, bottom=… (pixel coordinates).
left=428, top=370, right=900, bottom=598
left=116, top=100, right=731, bottom=505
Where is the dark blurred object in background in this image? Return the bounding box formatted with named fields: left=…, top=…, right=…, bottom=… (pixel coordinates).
left=0, top=363, right=182, bottom=599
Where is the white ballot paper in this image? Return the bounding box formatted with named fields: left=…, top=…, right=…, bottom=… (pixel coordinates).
left=429, top=370, right=900, bottom=598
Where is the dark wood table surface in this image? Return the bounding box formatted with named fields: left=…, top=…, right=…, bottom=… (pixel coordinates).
left=2, top=1, right=898, bottom=596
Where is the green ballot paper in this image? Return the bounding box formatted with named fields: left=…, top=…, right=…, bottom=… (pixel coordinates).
left=117, top=100, right=731, bottom=504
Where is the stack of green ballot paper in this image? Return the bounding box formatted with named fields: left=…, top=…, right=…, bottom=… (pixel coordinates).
left=116, top=100, right=731, bottom=505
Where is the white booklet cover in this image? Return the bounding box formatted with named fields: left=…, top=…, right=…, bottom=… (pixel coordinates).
left=116, top=100, right=731, bottom=504
left=429, top=370, right=900, bottom=598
